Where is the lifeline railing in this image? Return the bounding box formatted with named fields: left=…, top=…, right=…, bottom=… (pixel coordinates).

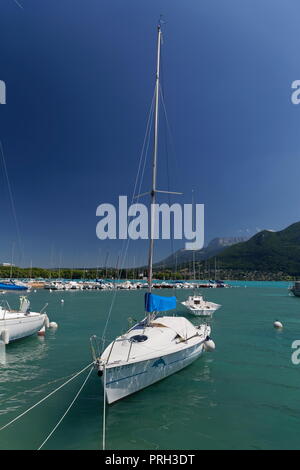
left=90, top=334, right=133, bottom=364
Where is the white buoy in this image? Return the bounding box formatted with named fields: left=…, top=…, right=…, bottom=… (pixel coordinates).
left=38, top=326, right=46, bottom=336
left=274, top=321, right=283, bottom=329
left=49, top=289, right=52, bottom=293
left=203, top=337, right=216, bottom=352
left=49, top=322, right=58, bottom=329
left=34, top=290, right=37, bottom=293
left=61, top=299, right=64, bottom=303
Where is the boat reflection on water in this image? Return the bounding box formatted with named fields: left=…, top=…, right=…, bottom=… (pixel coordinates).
left=105, top=359, right=214, bottom=449
left=0, top=336, right=50, bottom=407
left=0, top=336, right=52, bottom=417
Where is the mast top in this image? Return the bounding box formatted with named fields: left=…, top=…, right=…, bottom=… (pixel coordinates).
left=158, top=14, right=165, bottom=29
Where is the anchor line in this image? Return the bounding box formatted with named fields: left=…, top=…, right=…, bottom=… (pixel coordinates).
left=38, top=366, right=93, bottom=450
left=0, top=362, right=94, bottom=433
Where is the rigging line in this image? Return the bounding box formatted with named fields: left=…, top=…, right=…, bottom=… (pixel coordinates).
left=160, top=48, right=176, bottom=266
left=0, top=370, right=86, bottom=407
left=0, top=140, right=23, bottom=265
left=0, top=362, right=94, bottom=433
left=117, top=88, right=155, bottom=280
left=160, top=47, right=171, bottom=196
left=108, top=90, right=155, bottom=281
left=102, top=365, right=107, bottom=450
left=37, top=367, right=93, bottom=450
left=102, top=88, right=155, bottom=283
left=136, top=98, right=154, bottom=205
left=159, top=84, right=175, bottom=264
left=160, top=43, right=172, bottom=198
left=159, top=85, right=180, bottom=189
left=117, top=112, right=153, bottom=281
left=132, top=88, right=156, bottom=205
left=160, top=44, right=179, bottom=272
left=101, top=89, right=156, bottom=341
left=12, top=0, right=24, bottom=9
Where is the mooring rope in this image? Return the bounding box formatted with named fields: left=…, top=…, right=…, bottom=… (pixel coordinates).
left=0, top=370, right=87, bottom=407
left=0, top=362, right=94, bottom=433
left=102, top=365, right=107, bottom=450
left=0, top=140, right=24, bottom=266
left=37, top=366, right=93, bottom=450
left=101, top=87, right=156, bottom=345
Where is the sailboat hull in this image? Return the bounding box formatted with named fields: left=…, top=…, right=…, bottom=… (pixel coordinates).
left=102, top=341, right=205, bottom=404
left=0, top=283, right=28, bottom=291
left=0, top=314, right=46, bottom=343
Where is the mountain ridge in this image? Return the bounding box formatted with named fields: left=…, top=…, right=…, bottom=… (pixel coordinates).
left=208, top=222, right=300, bottom=275
left=154, top=236, right=247, bottom=269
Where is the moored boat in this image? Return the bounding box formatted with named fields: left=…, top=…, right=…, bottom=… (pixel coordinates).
left=181, top=294, right=221, bottom=317
left=92, top=23, right=215, bottom=404
left=0, top=280, right=29, bottom=291
left=289, top=281, right=300, bottom=297
left=96, top=304, right=211, bottom=403
left=0, top=296, right=48, bottom=344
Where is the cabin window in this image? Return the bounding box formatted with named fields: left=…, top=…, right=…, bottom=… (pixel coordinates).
left=129, top=335, right=148, bottom=343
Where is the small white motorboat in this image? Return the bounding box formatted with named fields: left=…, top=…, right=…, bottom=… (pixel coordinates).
left=0, top=296, right=48, bottom=345
left=181, top=294, right=221, bottom=317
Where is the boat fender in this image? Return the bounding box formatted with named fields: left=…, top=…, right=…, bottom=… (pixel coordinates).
left=97, top=370, right=103, bottom=377
left=38, top=326, right=46, bottom=336
left=44, top=315, right=50, bottom=329
left=274, top=321, right=283, bottom=329
left=1, top=329, right=9, bottom=345
left=49, top=322, right=58, bottom=329
left=204, top=336, right=216, bottom=352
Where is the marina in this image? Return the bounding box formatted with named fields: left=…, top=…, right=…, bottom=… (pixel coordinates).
left=0, top=279, right=230, bottom=291
left=1, top=0, right=300, bottom=453
left=0, top=282, right=299, bottom=450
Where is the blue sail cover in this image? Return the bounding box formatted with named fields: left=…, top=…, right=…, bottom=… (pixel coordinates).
left=145, top=293, right=176, bottom=313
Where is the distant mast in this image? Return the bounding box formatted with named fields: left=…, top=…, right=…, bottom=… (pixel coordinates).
left=147, top=24, right=162, bottom=295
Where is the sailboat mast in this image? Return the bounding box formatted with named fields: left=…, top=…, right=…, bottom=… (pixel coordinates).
left=147, top=24, right=162, bottom=294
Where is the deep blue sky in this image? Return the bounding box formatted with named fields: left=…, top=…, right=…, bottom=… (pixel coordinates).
left=1, top=0, right=300, bottom=268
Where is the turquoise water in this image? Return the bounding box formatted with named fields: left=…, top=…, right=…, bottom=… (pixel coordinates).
left=0, top=282, right=299, bottom=450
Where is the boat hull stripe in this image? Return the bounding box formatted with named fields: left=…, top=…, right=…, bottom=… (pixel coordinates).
left=105, top=347, right=202, bottom=386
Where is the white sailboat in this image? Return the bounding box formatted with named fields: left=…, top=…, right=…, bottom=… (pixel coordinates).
left=93, top=24, right=215, bottom=404
left=0, top=296, right=48, bottom=345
